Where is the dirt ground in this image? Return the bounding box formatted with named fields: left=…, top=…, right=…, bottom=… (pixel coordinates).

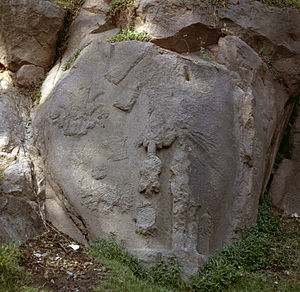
left=19, top=224, right=109, bottom=292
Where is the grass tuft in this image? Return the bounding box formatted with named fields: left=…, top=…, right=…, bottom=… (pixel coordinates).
left=106, top=29, right=151, bottom=43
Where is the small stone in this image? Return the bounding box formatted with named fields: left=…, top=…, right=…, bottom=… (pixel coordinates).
left=16, top=65, right=45, bottom=88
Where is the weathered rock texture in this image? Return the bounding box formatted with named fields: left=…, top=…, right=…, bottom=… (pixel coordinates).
left=135, top=0, right=300, bottom=95
left=33, top=0, right=299, bottom=269
left=0, top=0, right=65, bottom=84
left=270, top=105, right=300, bottom=214
left=0, top=0, right=66, bottom=243
left=0, top=83, right=43, bottom=243
left=1, top=0, right=299, bottom=276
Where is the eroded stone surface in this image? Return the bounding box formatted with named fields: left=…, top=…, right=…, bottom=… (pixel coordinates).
left=33, top=35, right=292, bottom=274
left=135, top=0, right=300, bottom=94
left=0, top=86, right=43, bottom=243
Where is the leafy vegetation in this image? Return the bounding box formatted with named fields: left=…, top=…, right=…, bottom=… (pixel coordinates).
left=189, top=193, right=300, bottom=291
left=106, top=0, right=151, bottom=43
left=106, top=29, right=151, bottom=43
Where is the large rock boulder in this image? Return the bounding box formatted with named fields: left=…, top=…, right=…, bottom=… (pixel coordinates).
left=0, top=0, right=65, bottom=84
left=33, top=31, right=293, bottom=273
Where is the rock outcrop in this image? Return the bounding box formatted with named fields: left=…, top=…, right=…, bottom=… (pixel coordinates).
left=0, top=82, right=43, bottom=243
left=32, top=0, right=300, bottom=275
left=0, top=0, right=65, bottom=86
left=135, top=0, right=300, bottom=95
left=1, top=0, right=300, bottom=276
left=0, top=0, right=65, bottom=243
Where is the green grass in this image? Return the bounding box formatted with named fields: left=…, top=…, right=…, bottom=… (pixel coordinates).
left=88, top=233, right=185, bottom=291
left=229, top=272, right=300, bottom=292
left=91, top=257, right=170, bottom=292
left=106, top=29, right=151, bottom=43
left=0, top=244, right=40, bottom=292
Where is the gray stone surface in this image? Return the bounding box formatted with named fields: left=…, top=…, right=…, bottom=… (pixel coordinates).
left=0, top=0, right=298, bottom=276
left=33, top=35, right=292, bottom=274
left=0, top=85, right=43, bottom=243
left=270, top=105, right=300, bottom=214
left=135, top=0, right=300, bottom=94
left=0, top=0, right=65, bottom=72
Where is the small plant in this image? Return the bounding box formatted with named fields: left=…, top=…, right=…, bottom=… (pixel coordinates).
left=21, top=84, right=42, bottom=106
left=199, top=46, right=210, bottom=60
left=89, top=233, right=147, bottom=279
left=259, top=47, right=287, bottom=84
left=106, top=29, right=151, bottom=43
left=62, top=41, right=92, bottom=71
left=29, top=85, right=42, bottom=105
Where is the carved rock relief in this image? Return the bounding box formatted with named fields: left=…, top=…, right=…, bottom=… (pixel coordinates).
left=101, top=136, right=129, bottom=161
left=135, top=202, right=157, bottom=236
left=138, top=153, right=162, bottom=196
left=81, top=181, right=136, bottom=215
left=113, top=83, right=142, bottom=112
left=49, top=89, right=109, bottom=137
